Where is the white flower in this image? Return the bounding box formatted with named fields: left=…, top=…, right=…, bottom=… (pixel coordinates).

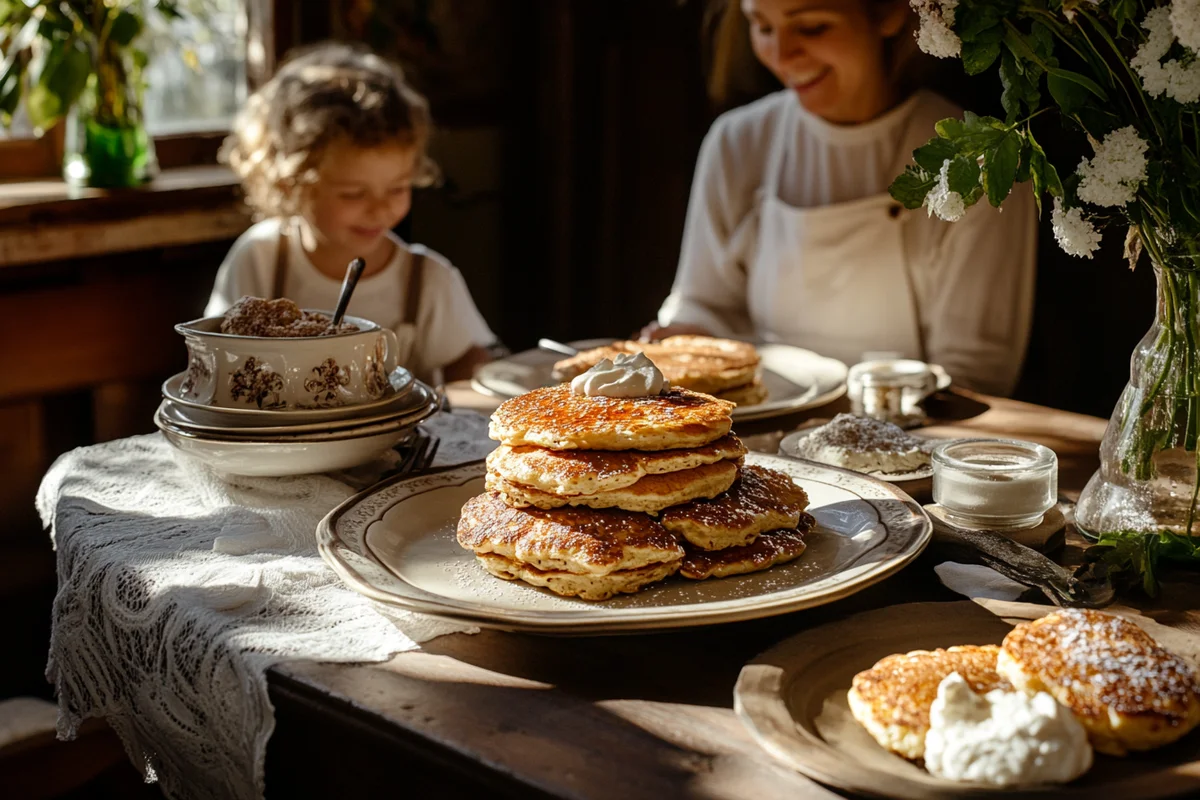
left=1052, top=198, right=1102, bottom=259
left=925, top=160, right=966, bottom=222
left=1171, top=0, right=1200, bottom=52
left=1132, top=6, right=1200, bottom=104
left=912, top=0, right=960, bottom=59
left=1076, top=126, right=1149, bottom=207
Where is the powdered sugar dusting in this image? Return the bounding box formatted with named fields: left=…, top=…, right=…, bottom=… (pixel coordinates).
left=792, top=414, right=931, bottom=473
left=1018, top=609, right=1200, bottom=718
left=806, top=414, right=927, bottom=453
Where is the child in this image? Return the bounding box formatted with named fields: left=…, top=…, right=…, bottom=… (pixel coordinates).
left=206, top=42, right=496, bottom=384
left=644, top=0, right=1037, bottom=397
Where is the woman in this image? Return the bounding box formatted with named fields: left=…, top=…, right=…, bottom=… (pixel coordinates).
left=646, top=0, right=1036, bottom=396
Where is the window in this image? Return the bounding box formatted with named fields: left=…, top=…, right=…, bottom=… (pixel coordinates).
left=0, top=108, right=34, bottom=141
left=143, top=0, right=248, bottom=135
left=0, top=0, right=251, bottom=180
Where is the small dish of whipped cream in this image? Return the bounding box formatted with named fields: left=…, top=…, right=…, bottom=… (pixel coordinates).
left=780, top=413, right=933, bottom=477
left=924, top=672, right=1093, bottom=787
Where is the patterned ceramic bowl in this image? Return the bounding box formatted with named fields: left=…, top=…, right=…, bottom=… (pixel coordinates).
left=175, top=313, right=400, bottom=411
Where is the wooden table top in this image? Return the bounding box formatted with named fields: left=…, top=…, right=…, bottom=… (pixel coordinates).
left=264, top=384, right=1111, bottom=799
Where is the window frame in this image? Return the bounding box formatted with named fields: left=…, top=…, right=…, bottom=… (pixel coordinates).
left=0, top=0, right=286, bottom=182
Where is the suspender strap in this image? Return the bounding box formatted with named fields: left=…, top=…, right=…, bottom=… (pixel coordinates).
left=271, top=225, right=290, bottom=300
left=404, top=251, right=425, bottom=326
left=274, top=225, right=422, bottom=328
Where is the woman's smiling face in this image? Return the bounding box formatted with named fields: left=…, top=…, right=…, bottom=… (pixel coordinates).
left=741, top=0, right=908, bottom=124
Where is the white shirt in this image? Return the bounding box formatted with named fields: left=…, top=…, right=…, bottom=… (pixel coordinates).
left=205, top=218, right=496, bottom=383
left=658, top=90, right=1037, bottom=396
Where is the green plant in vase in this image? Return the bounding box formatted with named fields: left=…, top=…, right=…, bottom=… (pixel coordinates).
left=0, top=0, right=183, bottom=187
left=892, top=0, right=1200, bottom=594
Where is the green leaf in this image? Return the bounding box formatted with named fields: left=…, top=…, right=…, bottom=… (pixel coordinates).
left=1000, top=47, right=1038, bottom=123
left=964, top=111, right=1006, bottom=129
left=935, top=117, right=967, bottom=140
left=962, top=37, right=1003, bottom=76
left=1044, top=159, right=1063, bottom=198
left=1030, top=21, right=1056, bottom=63
left=1110, top=0, right=1139, bottom=36
left=957, top=128, right=1007, bottom=156
left=913, top=136, right=959, bottom=173
left=1095, top=530, right=1162, bottom=597
left=1016, top=140, right=1032, bottom=184
left=1027, top=128, right=1063, bottom=215
left=1047, top=74, right=1089, bottom=116
left=1047, top=67, right=1108, bottom=102
left=25, top=37, right=90, bottom=131
left=956, top=5, right=1001, bottom=41
left=889, top=167, right=937, bottom=210
left=946, top=155, right=981, bottom=196
left=985, top=132, right=1021, bottom=207
left=153, top=1, right=185, bottom=21
left=0, top=56, right=23, bottom=124
left=108, top=10, right=143, bottom=47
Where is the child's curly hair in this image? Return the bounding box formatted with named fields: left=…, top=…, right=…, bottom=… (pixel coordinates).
left=221, top=41, right=440, bottom=218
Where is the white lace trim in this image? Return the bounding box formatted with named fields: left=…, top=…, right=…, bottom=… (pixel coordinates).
left=37, top=411, right=493, bottom=800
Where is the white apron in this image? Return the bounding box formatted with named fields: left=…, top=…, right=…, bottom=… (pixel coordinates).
left=746, top=99, right=926, bottom=366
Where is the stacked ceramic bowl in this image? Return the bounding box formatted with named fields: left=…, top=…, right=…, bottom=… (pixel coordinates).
left=155, top=313, right=439, bottom=477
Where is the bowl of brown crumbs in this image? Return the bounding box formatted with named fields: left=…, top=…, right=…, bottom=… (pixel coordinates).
left=174, top=296, right=400, bottom=411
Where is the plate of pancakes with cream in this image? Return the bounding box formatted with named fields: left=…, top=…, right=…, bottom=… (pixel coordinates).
left=471, top=335, right=848, bottom=422
left=318, top=354, right=929, bottom=633
left=735, top=599, right=1200, bottom=798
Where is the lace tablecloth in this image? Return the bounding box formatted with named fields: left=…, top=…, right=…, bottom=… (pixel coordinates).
left=36, top=410, right=496, bottom=800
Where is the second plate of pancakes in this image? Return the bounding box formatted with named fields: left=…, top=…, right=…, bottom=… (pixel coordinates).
left=734, top=600, right=1200, bottom=798
left=471, top=338, right=848, bottom=423
left=316, top=452, right=931, bottom=634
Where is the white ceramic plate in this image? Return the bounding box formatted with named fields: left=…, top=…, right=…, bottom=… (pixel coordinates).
left=162, top=367, right=416, bottom=426
left=158, top=381, right=436, bottom=436
left=472, top=340, right=848, bottom=422
left=317, top=452, right=931, bottom=634
left=777, top=428, right=936, bottom=482
left=155, top=397, right=437, bottom=445
left=158, top=422, right=418, bottom=477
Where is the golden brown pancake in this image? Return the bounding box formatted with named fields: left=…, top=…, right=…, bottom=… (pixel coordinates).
left=661, top=465, right=810, bottom=550
left=998, top=608, right=1200, bottom=756
left=476, top=553, right=679, bottom=601
left=714, top=379, right=768, bottom=407
left=489, top=384, right=734, bottom=451
left=486, top=435, right=747, bottom=496
left=456, top=491, right=684, bottom=575
left=848, top=645, right=1011, bottom=760
left=486, top=460, right=739, bottom=513
left=551, top=336, right=760, bottom=395
left=678, top=520, right=811, bottom=580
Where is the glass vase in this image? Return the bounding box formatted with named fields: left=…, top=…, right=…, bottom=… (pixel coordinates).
left=1076, top=235, right=1200, bottom=556
left=62, top=99, right=157, bottom=189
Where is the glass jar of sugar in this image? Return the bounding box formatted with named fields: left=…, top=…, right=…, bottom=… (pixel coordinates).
left=931, top=439, right=1058, bottom=531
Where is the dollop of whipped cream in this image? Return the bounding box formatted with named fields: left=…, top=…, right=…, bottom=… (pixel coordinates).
left=570, top=352, right=670, bottom=398
left=924, top=672, right=1092, bottom=787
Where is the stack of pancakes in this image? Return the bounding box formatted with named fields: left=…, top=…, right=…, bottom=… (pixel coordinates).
left=849, top=608, right=1200, bottom=765
left=552, top=336, right=767, bottom=406
left=456, top=384, right=813, bottom=600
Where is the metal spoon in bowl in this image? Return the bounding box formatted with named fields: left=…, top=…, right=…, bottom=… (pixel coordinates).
left=330, top=257, right=367, bottom=328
